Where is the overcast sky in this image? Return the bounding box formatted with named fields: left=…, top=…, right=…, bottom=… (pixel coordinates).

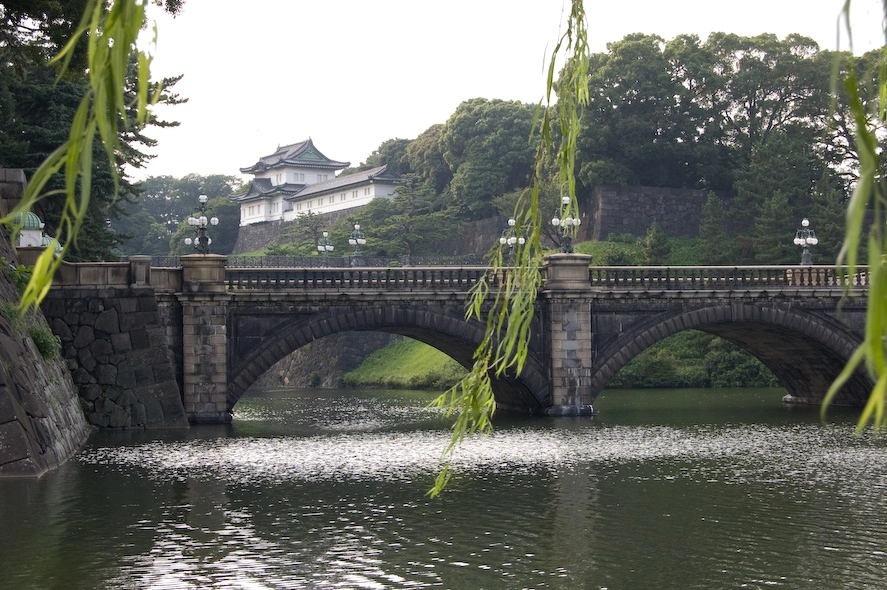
left=136, top=0, right=886, bottom=182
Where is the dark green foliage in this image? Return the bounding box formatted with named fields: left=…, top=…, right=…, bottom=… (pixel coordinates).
left=439, top=98, right=537, bottom=217
left=264, top=211, right=327, bottom=257
left=336, top=175, right=461, bottom=259
left=705, top=337, right=779, bottom=388
left=5, top=263, right=32, bottom=293
left=29, top=324, right=60, bottom=360
left=116, top=174, right=242, bottom=257
left=639, top=222, right=670, bottom=265
left=808, top=170, right=848, bottom=265
left=752, top=191, right=796, bottom=264
left=0, top=57, right=185, bottom=261
left=405, top=124, right=451, bottom=194
left=609, top=330, right=777, bottom=389
left=0, top=302, right=25, bottom=334
left=697, top=194, right=734, bottom=264
left=352, top=138, right=412, bottom=175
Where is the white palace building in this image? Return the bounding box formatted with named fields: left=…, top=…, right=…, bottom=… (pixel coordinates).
left=232, top=139, right=401, bottom=227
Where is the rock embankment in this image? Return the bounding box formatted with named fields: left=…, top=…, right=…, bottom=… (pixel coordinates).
left=0, top=187, right=91, bottom=475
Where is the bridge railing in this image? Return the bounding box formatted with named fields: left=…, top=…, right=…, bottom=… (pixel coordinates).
left=588, top=265, right=869, bottom=290
left=224, top=266, right=500, bottom=290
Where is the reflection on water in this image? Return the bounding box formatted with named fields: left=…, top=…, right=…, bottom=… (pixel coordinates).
left=1, top=387, right=886, bottom=589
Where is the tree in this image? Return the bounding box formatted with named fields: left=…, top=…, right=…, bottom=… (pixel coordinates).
left=752, top=191, right=795, bottom=264
left=703, top=33, right=828, bottom=170
left=1, top=0, right=184, bottom=302
left=263, top=211, right=327, bottom=257
left=439, top=98, right=537, bottom=217
left=405, top=124, right=451, bottom=194
left=697, top=193, right=734, bottom=264
left=807, top=170, right=847, bottom=265
left=114, top=174, right=241, bottom=257
left=578, top=34, right=700, bottom=191
left=352, top=175, right=461, bottom=259
left=639, top=222, right=670, bottom=265
left=353, top=138, right=412, bottom=175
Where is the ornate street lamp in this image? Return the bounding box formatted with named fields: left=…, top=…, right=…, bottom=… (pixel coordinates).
left=499, top=217, right=525, bottom=262
left=183, top=194, right=219, bottom=254
left=317, top=230, right=334, bottom=267
left=551, top=194, right=581, bottom=253
left=348, top=223, right=366, bottom=266
left=793, top=217, right=818, bottom=265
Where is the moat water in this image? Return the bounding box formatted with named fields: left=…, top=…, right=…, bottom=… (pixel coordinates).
left=1, top=387, right=886, bottom=589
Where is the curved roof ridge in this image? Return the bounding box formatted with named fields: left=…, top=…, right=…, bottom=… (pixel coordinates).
left=240, top=139, right=350, bottom=175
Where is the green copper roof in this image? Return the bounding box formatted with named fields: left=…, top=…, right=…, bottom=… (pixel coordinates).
left=12, top=212, right=44, bottom=230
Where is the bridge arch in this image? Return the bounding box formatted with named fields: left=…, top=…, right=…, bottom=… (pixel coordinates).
left=226, top=302, right=549, bottom=415
left=590, top=301, right=872, bottom=406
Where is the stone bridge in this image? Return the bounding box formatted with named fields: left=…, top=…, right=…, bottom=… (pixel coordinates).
left=41, top=253, right=872, bottom=426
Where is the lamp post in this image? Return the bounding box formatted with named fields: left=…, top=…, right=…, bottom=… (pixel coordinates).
left=793, top=217, right=818, bottom=265
left=499, top=217, right=525, bottom=263
left=551, top=194, right=581, bottom=253
left=317, top=230, right=334, bottom=267
left=184, top=194, right=219, bottom=254
left=348, top=223, right=366, bottom=266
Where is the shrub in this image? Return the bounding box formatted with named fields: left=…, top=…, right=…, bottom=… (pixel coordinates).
left=0, top=302, right=24, bottom=334
left=6, top=263, right=33, bottom=293
left=29, top=324, right=61, bottom=360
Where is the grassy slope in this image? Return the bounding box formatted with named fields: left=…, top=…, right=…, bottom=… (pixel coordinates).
left=342, top=338, right=466, bottom=390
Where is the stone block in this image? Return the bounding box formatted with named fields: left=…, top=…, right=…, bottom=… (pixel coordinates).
left=130, top=329, right=149, bottom=350
left=134, top=366, right=155, bottom=384
left=73, top=325, right=95, bottom=349
left=82, top=384, right=102, bottom=401
left=110, top=332, right=132, bottom=352
left=144, top=398, right=165, bottom=424
left=131, top=402, right=147, bottom=426
left=116, top=369, right=135, bottom=388
left=96, top=364, right=117, bottom=385
left=90, top=338, right=113, bottom=358
left=94, top=309, right=119, bottom=334
left=0, top=420, right=30, bottom=462
left=50, top=318, right=73, bottom=341
left=109, top=406, right=129, bottom=428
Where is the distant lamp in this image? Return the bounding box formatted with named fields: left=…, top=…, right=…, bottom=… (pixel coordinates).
left=793, top=217, right=818, bottom=265
left=348, top=223, right=367, bottom=266
left=499, top=217, right=525, bottom=262
left=551, top=194, right=581, bottom=253
left=317, top=230, right=334, bottom=267
left=184, top=194, right=219, bottom=254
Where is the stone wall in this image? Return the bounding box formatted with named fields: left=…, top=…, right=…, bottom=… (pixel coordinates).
left=41, top=286, right=189, bottom=429
left=233, top=205, right=366, bottom=254
left=585, top=185, right=709, bottom=240
left=0, top=171, right=92, bottom=476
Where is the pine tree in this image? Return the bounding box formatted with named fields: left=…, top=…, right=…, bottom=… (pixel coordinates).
left=753, top=191, right=796, bottom=264
left=697, top=193, right=734, bottom=264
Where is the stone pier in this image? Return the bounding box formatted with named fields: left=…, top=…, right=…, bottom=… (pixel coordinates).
left=542, top=254, right=596, bottom=416
left=179, top=255, right=231, bottom=423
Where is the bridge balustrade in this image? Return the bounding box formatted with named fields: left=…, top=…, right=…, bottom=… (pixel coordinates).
left=224, top=266, right=498, bottom=291
left=588, top=266, right=869, bottom=290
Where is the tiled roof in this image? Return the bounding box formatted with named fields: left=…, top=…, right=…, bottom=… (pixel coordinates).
left=240, top=138, right=350, bottom=175
left=229, top=178, right=305, bottom=203
left=285, top=164, right=401, bottom=201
